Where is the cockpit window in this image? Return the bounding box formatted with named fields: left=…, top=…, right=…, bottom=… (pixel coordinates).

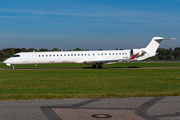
left=12, top=55, right=20, bottom=57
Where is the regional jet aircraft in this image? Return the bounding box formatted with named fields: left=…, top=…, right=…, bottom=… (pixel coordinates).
left=3, top=37, right=174, bottom=69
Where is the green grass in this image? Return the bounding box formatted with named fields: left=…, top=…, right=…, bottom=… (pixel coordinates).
left=0, top=67, right=180, bottom=100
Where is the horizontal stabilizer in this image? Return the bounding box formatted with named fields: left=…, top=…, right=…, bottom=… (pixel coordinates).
left=164, top=38, right=176, bottom=40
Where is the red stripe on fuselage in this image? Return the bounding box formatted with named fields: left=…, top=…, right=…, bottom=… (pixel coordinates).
left=130, top=53, right=139, bottom=59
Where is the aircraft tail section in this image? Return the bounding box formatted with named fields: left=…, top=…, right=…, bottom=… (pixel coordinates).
left=145, top=37, right=165, bottom=54
left=132, top=37, right=175, bottom=61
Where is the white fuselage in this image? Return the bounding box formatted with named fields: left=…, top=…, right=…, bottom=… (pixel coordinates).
left=4, top=37, right=169, bottom=68
left=4, top=50, right=131, bottom=65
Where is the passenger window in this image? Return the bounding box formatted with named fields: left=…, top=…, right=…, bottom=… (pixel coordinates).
left=109, top=53, right=111, bottom=55
left=81, top=54, right=83, bottom=56
left=78, top=54, right=80, bottom=56
left=74, top=54, right=76, bottom=56
left=88, top=54, right=90, bottom=56
left=102, top=53, right=103, bottom=55
left=112, top=53, right=114, bottom=55
left=116, top=53, right=118, bottom=55
left=71, top=54, right=73, bottom=56
left=105, top=53, right=106, bottom=55
left=125, top=53, right=127, bottom=55
left=39, top=55, right=41, bottom=57
left=42, top=55, right=44, bottom=57
left=122, top=53, right=124, bottom=55
left=61, top=54, right=62, bottom=56
left=93, top=54, right=95, bottom=56
left=119, top=53, right=121, bottom=55
left=64, top=54, right=66, bottom=56
left=57, top=54, right=59, bottom=57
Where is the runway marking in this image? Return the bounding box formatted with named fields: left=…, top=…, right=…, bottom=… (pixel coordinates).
left=70, top=99, right=101, bottom=108
left=41, top=106, right=61, bottom=120
left=135, top=97, right=165, bottom=120
left=40, top=99, right=101, bottom=120
left=40, top=97, right=180, bottom=120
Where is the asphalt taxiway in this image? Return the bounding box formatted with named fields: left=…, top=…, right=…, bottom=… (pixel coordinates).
left=0, top=97, right=180, bottom=120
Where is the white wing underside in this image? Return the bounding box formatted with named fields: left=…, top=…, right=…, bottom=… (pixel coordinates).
left=84, top=58, right=136, bottom=65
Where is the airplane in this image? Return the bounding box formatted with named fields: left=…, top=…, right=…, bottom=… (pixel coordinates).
left=3, top=37, right=175, bottom=69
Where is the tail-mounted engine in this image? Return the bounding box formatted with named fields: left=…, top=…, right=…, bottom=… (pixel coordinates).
left=131, top=49, right=146, bottom=56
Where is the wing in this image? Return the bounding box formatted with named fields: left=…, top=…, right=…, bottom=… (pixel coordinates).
left=84, top=59, right=121, bottom=64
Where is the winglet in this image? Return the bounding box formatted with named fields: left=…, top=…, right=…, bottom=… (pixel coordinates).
left=130, top=53, right=139, bottom=60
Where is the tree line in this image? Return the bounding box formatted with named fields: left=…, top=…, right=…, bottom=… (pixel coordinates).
left=0, top=47, right=180, bottom=61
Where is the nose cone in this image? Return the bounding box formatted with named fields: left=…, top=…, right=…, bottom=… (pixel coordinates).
left=3, top=59, right=11, bottom=66
left=3, top=60, right=7, bottom=63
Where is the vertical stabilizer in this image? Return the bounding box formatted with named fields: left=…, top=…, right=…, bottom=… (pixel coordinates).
left=145, top=37, right=165, bottom=54
left=136, top=37, right=165, bottom=61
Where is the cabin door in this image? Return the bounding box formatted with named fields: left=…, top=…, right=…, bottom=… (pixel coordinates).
left=23, top=53, right=29, bottom=62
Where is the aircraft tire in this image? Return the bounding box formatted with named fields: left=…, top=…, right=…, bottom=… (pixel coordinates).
left=12, top=65, right=15, bottom=69
left=92, top=65, right=97, bottom=68
left=98, top=65, right=103, bottom=69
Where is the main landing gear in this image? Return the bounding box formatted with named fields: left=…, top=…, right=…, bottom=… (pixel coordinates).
left=98, top=65, right=103, bottom=69
left=92, top=65, right=97, bottom=68
left=92, top=65, right=103, bottom=69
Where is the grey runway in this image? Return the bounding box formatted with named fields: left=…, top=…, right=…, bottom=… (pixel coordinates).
left=0, top=97, right=180, bottom=120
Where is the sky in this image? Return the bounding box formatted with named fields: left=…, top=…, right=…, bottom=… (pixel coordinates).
left=0, top=0, right=180, bottom=50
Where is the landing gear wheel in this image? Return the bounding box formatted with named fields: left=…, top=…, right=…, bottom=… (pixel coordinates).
left=12, top=65, right=15, bottom=69
left=92, top=65, right=97, bottom=69
left=98, top=65, right=103, bottom=69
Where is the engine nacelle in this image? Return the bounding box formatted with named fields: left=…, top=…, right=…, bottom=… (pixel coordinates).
left=131, top=49, right=145, bottom=56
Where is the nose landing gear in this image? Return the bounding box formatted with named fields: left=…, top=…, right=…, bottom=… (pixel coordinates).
left=12, top=65, right=15, bottom=69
